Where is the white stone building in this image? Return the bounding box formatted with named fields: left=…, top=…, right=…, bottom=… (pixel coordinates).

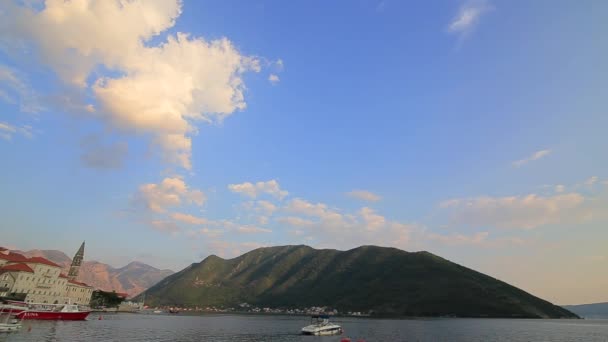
left=0, top=246, right=94, bottom=305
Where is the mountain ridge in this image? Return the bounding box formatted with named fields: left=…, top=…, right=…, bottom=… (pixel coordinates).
left=16, top=249, right=173, bottom=298
left=144, top=245, right=577, bottom=318
left=562, top=302, right=608, bottom=318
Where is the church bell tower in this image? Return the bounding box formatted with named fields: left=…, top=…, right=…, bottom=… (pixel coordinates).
left=68, top=241, right=85, bottom=281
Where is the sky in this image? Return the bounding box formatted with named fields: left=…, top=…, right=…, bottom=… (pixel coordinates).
left=0, top=0, right=607, bottom=305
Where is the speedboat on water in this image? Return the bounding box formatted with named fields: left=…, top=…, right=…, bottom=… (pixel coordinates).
left=301, top=314, right=343, bottom=336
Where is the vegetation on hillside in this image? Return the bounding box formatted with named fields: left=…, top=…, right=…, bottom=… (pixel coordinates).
left=144, top=245, right=577, bottom=318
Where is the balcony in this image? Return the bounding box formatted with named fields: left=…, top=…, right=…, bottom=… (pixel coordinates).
left=36, top=283, right=51, bottom=289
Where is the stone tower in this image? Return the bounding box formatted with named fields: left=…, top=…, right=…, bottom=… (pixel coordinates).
left=68, top=241, right=85, bottom=281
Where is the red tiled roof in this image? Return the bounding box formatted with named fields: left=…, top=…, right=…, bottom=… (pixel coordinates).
left=0, top=252, right=28, bottom=262
left=26, top=256, right=61, bottom=268
left=59, top=273, right=69, bottom=278
left=68, top=279, right=92, bottom=288
left=116, top=292, right=128, bottom=298
left=0, top=263, right=34, bottom=273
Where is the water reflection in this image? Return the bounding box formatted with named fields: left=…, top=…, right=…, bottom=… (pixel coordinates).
left=4, top=313, right=608, bottom=342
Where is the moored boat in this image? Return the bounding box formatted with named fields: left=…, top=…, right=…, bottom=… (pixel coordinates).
left=0, top=306, right=23, bottom=332
left=301, top=314, right=343, bottom=336
left=0, top=300, right=28, bottom=315
left=16, top=303, right=91, bottom=321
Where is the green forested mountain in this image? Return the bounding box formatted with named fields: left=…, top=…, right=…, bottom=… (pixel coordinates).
left=143, top=245, right=577, bottom=318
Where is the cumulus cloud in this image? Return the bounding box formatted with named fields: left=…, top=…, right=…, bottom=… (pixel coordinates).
left=512, top=149, right=551, bottom=168
left=347, top=190, right=381, bottom=202
left=440, top=192, right=588, bottom=229
left=1, top=0, right=261, bottom=169
left=268, top=74, right=280, bottom=85
left=228, top=180, right=288, bottom=199
left=359, top=207, right=386, bottom=231
left=447, top=0, right=492, bottom=38
left=134, top=177, right=205, bottom=213
left=281, top=198, right=416, bottom=250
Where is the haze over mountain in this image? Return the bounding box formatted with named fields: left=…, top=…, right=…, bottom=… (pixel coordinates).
left=18, top=249, right=173, bottom=298
left=562, top=302, right=608, bottom=318
left=144, top=245, right=577, bottom=318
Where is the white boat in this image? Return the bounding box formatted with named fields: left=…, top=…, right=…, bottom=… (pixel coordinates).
left=301, top=314, right=343, bottom=336
left=0, top=307, right=23, bottom=332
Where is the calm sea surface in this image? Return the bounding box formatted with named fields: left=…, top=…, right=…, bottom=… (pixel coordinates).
left=2, top=313, right=608, bottom=342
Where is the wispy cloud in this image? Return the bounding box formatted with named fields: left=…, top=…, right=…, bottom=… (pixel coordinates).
left=347, top=190, right=382, bottom=202
left=0, top=64, right=43, bottom=114
left=0, top=121, right=34, bottom=141
left=440, top=192, right=591, bottom=229
left=447, top=0, right=492, bottom=39
left=512, top=149, right=551, bottom=168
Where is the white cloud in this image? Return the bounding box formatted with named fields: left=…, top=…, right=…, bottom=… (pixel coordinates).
left=170, top=212, right=207, bottom=225
left=236, top=226, right=272, bottom=234
left=150, top=219, right=180, bottom=234
left=512, top=149, right=551, bottom=168
left=0, top=64, right=43, bottom=113
left=251, top=200, right=278, bottom=216
left=428, top=231, right=489, bottom=246
left=285, top=198, right=331, bottom=217
left=0, top=121, right=34, bottom=141
left=268, top=74, right=280, bottom=85
left=204, top=241, right=267, bottom=258
left=228, top=180, right=288, bottom=199
left=347, top=190, right=381, bottom=202
left=440, top=192, right=588, bottom=229
left=447, top=0, right=492, bottom=38
left=276, top=216, right=315, bottom=227
left=281, top=198, right=416, bottom=250
left=359, top=207, right=386, bottom=231
left=135, top=177, right=205, bottom=213
left=585, top=176, right=598, bottom=186
left=2, top=0, right=260, bottom=169
left=217, top=220, right=272, bottom=234
left=257, top=216, right=269, bottom=225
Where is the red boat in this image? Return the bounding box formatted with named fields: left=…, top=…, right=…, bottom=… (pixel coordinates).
left=0, top=300, right=28, bottom=314
left=16, top=303, right=91, bottom=321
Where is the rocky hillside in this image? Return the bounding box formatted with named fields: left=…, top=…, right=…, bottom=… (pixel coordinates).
left=20, top=249, right=173, bottom=298
left=144, top=245, right=577, bottom=318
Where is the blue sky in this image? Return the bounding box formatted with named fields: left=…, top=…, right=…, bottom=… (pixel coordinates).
left=0, top=0, right=607, bottom=304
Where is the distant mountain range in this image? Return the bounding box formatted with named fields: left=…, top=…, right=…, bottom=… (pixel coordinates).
left=562, top=302, right=608, bottom=318
left=18, top=249, right=173, bottom=298
left=143, top=245, right=577, bottom=318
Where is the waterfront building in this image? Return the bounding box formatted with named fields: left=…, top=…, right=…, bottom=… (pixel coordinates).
left=0, top=243, right=94, bottom=305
